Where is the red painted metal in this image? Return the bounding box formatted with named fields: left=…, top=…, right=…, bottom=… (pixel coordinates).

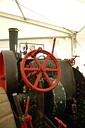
left=81, top=82, right=84, bottom=85
left=52, top=38, right=56, bottom=55
left=55, top=117, right=67, bottom=128
left=21, top=122, right=28, bottom=128
left=25, top=97, right=29, bottom=114
left=0, top=53, right=6, bottom=91
left=0, top=75, right=6, bottom=80
left=25, top=61, right=34, bottom=75
left=23, top=43, right=28, bottom=51
left=68, top=55, right=80, bottom=66
left=21, top=97, right=33, bottom=128
left=31, top=47, right=42, bottom=58
left=21, top=48, right=61, bottom=92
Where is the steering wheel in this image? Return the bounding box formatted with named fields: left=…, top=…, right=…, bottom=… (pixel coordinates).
left=21, top=47, right=61, bottom=92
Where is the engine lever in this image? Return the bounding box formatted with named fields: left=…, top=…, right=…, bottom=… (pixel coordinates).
left=55, top=117, right=67, bottom=128
left=12, top=93, right=23, bottom=119
left=12, top=93, right=33, bottom=128
left=52, top=38, right=56, bottom=55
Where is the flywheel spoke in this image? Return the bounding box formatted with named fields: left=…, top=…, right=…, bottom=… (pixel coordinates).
left=27, top=71, right=38, bottom=79
left=34, top=57, right=42, bottom=68
left=24, top=68, right=40, bottom=72
left=43, top=54, right=50, bottom=67
left=46, top=68, right=58, bottom=72
left=43, top=72, right=53, bottom=86
left=34, top=72, right=42, bottom=87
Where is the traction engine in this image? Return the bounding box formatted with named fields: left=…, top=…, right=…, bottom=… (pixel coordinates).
left=0, top=28, right=85, bottom=128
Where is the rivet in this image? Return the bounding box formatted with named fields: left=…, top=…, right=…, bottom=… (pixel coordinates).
left=62, top=87, right=64, bottom=90
left=60, top=101, right=62, bottom=104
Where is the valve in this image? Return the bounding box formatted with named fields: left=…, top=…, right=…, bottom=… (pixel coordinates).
left=68, top=55, right=80, bottom=66
left=21, top=47, right=61, bottom=92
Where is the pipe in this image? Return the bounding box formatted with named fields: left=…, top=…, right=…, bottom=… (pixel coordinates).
left=44, top=115, right=57, bottom=128
left=8, top=28, right=19, bottom=53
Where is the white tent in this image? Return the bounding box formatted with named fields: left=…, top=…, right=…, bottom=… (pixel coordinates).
left=0, top=0, right=85, bottom=75
left=0, top=0, right=85, bottom=31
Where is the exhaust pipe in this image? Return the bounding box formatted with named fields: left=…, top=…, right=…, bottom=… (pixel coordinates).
left=8, top=28, right=19, bottom=53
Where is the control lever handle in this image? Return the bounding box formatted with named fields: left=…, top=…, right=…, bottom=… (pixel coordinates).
left=12, top=93, right=23, bottom=118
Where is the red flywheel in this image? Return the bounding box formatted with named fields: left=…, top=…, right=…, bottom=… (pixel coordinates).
left=21, top=47, right=61, bottom=92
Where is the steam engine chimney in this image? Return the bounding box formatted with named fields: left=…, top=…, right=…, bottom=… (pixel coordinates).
left=8, top=28, right=19, bottom=53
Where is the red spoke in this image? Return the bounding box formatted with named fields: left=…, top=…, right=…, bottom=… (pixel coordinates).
left=38, top=82, right=41, bottom=88
left=34, top=72, right=42, bottom=87
left=34, top=57, right=42, bottom=68
left=24, top=68, right=40, bottom=72
left=27, top=71, right=38, bottom=79
left=43, top=72, right=53, bottom=86
left=46, top=68, right=58, bottom=72
left=43, top=54, right=50, bottom=68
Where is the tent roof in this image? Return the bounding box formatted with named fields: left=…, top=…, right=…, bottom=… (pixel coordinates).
left=0, top=0, right=85, bottom=32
